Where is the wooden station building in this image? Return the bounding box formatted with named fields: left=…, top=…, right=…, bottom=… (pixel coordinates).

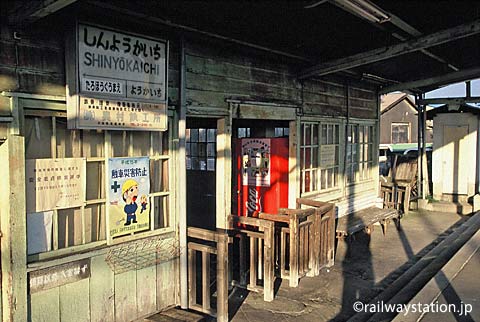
left=1, top=1, right=480, bottom=321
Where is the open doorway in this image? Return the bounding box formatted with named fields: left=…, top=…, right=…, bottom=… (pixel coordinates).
left=186, top=118, right=217, bottom=230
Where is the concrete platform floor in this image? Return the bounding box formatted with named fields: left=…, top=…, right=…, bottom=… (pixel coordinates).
left=228, top=210, right=474, bottom=322
left=420, top=246, right=480, bottom=322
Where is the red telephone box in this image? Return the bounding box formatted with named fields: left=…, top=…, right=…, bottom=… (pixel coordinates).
left=235, top=138, right=289, bottom=217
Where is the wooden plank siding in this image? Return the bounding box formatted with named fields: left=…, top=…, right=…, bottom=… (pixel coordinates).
left=183, top=40, right=377, bottom=120
left=30, top=287, right=60, bottom=322
left=59, top=279, right=90, bottom=322
left=89, top=255, right=115, bottom=322
left=28, top=251, right=179, bottom=321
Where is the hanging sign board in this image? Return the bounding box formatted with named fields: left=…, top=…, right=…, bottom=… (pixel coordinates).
left=108, top=157, right=150, bottom=238
left=67, top=23, right=168, bottom=131
left=25, top=158, right=86, bottom=213
left=241, top=138, right=271, bottom=187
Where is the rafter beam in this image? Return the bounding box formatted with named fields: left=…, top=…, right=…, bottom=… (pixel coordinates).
left=299, top=18, right=480, bottom=79
left=379, top=67, right=480, bottom=94
left=8, top=0, right=77, bottom=25
left=417, top=97, right=480, bottom=105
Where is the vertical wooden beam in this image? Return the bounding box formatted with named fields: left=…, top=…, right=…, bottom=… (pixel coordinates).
left=216, top=114, right=232, bottom=229
left=104, top=131, right=112, bottom=244
left=299, top=225, right=304, bottom=274
left=8, top=97, right=20, bottom=135
left=249, top=237, right=258, bottom=288
left=280, top=229, right=287, bottom=279
left=216, top=234, right=229, bottom=322
left=188, top=249, right=196, bottom=307
left=178, top=37, right=188, bottom=309
left=263, top=221, right=275, bottom=302
left=327, top=207, right=335, bottom=267
left=288, top=119, right=300, bottom=208
left=416, top=94, right=423, bottom=200
left=239, top=233, right=246, bottom=285
left=289, top=214, right=299, bottom=287
left=202, top=252, right=210, bottom=312
left=422, top=103, right=429, bottom=197
left=1, top=136, right=27, bottom=322
left=257, top=238, right=263, bottom=280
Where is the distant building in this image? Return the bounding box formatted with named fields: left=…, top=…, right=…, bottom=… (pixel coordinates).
left=427, top=104, right=480, bottom=203
left=380, top=93, right=433, bottom=145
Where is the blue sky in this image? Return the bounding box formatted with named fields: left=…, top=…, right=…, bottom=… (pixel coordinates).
left=425, top=78, right=480, bottom=98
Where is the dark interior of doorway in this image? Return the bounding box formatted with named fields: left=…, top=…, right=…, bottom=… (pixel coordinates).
left=186, top=118, right=217, bottom=230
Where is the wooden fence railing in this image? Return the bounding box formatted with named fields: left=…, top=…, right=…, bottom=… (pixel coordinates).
left=260, top=199, right=335, bottom=287
left=187, top=199, right=335, bottom=321
left=228, top=215, right=275, bottom=301
left=187, top=227, right=229, bottom=322
left=296, top=198, right=335, bottom=270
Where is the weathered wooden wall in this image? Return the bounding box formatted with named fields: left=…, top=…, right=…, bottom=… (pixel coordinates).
left=29, top=250, right=178, bottom=322
left=183, top=37, right=378, bottom=120
left=0, top=23, right=180, bottom=115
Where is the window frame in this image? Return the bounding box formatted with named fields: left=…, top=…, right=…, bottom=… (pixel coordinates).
left=391, top=122, right=410, bottom=144
left=346, top=122, right=376, bottom=184
left=300, top=121, right=342, bottom=195
left=22, top=103, right=175, bottom=263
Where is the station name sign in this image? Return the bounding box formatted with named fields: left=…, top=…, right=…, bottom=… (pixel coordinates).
left=67, top=23, right=168, bottom=131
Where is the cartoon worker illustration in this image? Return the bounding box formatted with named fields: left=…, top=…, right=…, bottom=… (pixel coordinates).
left=122, top=179, right=148, bottom=226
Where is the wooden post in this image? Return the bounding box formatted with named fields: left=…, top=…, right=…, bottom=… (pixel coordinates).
left=289, top=214, right=299, bottom=287
left=216, top=115, right=232, bottom=230
left=179, top=37, right=188, bottom=309
left=239, top=233, right=246, bottom=285
left=257, top=238, right=263, bottom=280
left=249, top=237, right=258, bottom=288
left=422, top=104, right=430, bottom=197
left=202, top=252, right=210, bottom=312
left=327, top=207, right=335, bottom=267
left=188, top=249, right=196, bottom=308
left=1, top=136, right=28, bottom=322
left=288, top=119, right=300, bottom=208
left=216, top=234, right=229, bottom=322
left=263, top=221, right=275, bottom=301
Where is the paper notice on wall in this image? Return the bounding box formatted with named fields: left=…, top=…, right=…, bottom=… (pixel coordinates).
left=25, top=158, right=86, bottom=213
left=27, top=211, right=53, bottom=255
left=320, top=145, right=336, bottom=168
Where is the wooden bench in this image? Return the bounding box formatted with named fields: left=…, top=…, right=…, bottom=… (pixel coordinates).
left=335, top=206, right=400, bottom=239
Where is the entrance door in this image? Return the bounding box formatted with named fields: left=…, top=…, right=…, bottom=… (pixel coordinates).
left=186, top=119, right=217, bottom=230
left=443, top=125, right=468, bottom=194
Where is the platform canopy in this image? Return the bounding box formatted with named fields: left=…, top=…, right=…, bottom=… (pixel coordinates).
left=4, top=0, right=480, bottom=94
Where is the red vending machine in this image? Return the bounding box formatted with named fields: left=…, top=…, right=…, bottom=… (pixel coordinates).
left=235, top=138, right=289, bottom=217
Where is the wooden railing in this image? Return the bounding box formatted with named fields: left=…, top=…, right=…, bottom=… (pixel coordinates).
left=296, top=198, right=335, bottom=270
left=228, top=215, right=275, bottom=301
left=187, top=227, right=229, bottom=322
left=186, top=199, right=335, bottom=321
left=260, top=199, right=335, bottom=287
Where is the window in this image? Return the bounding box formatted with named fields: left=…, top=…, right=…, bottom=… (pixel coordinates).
left=274, top=127, right=289, bottom=137
left=186, top=128, right=216, bottom=171
left=236, top=127, right=288, bottom=138
left=346, top=124, right=375, bottom=183
left=24, top=114, right=172, bottom=258
left=391, top=123, right=409, bottom=144
left=300, top=122, right=340, bottom=193
left=237, top=128, right=251, bottom=138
